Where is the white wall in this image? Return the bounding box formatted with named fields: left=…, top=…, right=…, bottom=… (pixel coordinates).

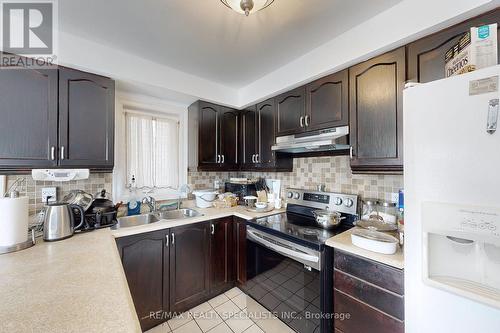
left=238, top=0, right=499, bottom=107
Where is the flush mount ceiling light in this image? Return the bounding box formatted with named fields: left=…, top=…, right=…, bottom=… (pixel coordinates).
left=220, top=0, right=275, bottom=16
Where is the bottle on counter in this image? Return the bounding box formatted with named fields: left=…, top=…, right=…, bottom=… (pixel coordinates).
left=397, top=189, right=405, bottom=246
left=127, top=175, right=141, bottom=216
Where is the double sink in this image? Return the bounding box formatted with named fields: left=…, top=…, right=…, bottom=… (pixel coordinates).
left=112, top=208, right=203, bottom=229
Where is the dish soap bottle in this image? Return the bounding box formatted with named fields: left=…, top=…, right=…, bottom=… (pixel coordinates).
left=127, top=175, right=141, bottom=216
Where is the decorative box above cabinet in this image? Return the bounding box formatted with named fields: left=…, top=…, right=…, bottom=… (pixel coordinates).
left=305, top=70, right=349, bottom=131
left=0, top=60, right=115, bottom=172
left=407, top=9, right=500, bottom=84
left=349, top=47, right=405, bottom=173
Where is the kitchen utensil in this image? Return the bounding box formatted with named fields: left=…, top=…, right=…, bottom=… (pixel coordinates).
left=361, top=198, right=379, bottom=220
left=354, top=219, right=398, bottom=232
left=192, top=189, right=218, bottom=208
left=63, top=190, right=93, bottom=211
left=350, top=228, right=399, bottom=254
left=312, top=209, right=345, bottom=229
left=378, top=200, right=397, bottom=224
left=43, top=203, right=85, bottom=241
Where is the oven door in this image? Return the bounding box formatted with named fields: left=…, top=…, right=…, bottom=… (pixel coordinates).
left=245, top=226, right=322, bottom=333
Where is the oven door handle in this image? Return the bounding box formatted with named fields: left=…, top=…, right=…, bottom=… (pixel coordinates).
left=247, top=229, right=319, bottom=263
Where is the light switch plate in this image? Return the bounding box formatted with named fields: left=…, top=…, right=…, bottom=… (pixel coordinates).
left=42, top=187, right=57, bottom=203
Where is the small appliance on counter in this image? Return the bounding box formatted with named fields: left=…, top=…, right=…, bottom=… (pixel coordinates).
left=63, top=189, right=118, bottom=232
left=225, top=180, right=257, bottom=205
left=43, top=203, right=85, bottom=241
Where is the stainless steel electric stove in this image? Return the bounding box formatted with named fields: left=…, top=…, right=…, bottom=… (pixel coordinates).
left=244, top=188, right=359, bottom=333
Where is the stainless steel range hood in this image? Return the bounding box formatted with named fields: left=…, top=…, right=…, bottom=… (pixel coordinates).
left=271, top=126, right=349, bottom=154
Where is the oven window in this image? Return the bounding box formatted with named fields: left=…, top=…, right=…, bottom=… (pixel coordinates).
left=245, top=239, right=321, bottom=333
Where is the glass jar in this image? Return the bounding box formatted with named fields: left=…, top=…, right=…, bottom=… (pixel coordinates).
left=361, top=198, right=380, bottom=220
left=379, top=201, right=397, bottom=224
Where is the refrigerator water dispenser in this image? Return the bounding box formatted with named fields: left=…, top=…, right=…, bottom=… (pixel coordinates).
left=422, top=202, right=500, bottom=309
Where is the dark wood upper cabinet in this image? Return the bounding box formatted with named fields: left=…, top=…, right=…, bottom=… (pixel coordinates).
left=349, top=47, right=405, bottom=173
left=240, top=106, right=257, bottom=168
left=198, top=101, right=219, bottom=167
left=407, top=9, right=500, bottom=83
left=257, top=99, right=277, bottom=168
left=116, top=229, right=169, bottom=332
left=276, top=86, right=306, bottom=136
left=210, top=217, right=235, bottom=295
left=0, top=60, right=115, bottom=173
left=219, top=107, right=239, bottom=169
left=58, top=68, right=114, bottom=169
left=305, top=70, right=349, bottom=130
left=0, top=66, right=58, bottom=170
left=169, top=222, right=211, bottom=313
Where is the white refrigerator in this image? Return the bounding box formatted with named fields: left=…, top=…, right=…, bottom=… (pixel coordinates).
left=404, top=65, right=500, bottom=332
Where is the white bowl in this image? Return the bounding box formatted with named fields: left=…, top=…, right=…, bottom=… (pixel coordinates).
left=255, top=202, right=267, bottom=209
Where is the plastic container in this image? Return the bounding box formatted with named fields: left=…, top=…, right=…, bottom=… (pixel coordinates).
left=192, top=189, right=218, bottom=208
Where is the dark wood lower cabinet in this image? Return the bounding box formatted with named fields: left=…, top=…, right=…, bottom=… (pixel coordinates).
left=210, top=217, right=235, bottom=295
left=116, top=229, right=169, bottom=332
left=234, top=218, right=247, bottom=286
left=169, top=222, right=211, bottom=313
left=333, top=249, right=404, bottom=333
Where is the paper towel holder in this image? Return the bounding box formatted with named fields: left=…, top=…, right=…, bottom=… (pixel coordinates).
left=0, top=229, right=35, bottom=255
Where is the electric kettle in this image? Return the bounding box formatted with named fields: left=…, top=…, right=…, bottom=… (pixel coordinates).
left=43, top=203, right=85, bottom=241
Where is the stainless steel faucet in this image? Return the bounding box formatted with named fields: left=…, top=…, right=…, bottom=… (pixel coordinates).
left=142, top=196, right=156, bottom=212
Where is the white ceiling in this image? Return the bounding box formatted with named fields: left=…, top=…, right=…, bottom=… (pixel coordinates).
left=59, top=0, right=402, bottom=88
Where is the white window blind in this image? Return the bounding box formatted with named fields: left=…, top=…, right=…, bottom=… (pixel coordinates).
left=125, top=112, right=180, bottom=189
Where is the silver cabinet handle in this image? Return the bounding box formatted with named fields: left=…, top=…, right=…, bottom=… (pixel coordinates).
left=256, top=154, right=259, bottom=163
left=305, top=115, right=310, bottom=127
left=349, top=146, right=354, bottom=159
left=221, top=155, right=225, bottom=164
left=211, top=224, right=215, bottom=235
left=165, top=234, right=169, bottom=247
left=216, top=155, right=220, bottom=163
left=171, top=233, right=175, bottom=245
left=300, top=116, right=304, bottom=128
left=50, top=146, right=55, bottom=161
left=60, top=146, right=65, bottom=160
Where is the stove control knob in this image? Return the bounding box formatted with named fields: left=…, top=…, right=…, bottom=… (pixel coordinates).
left=287, top=192, right=293, bottom=198
left=293, top=192, right=300, bottom=200
left=334, top=197, right=343, bottom=205
left=344, top=198, right=354, bottom=208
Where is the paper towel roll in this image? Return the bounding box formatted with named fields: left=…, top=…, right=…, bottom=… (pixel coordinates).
left=0, top=196, right=29, bottom=247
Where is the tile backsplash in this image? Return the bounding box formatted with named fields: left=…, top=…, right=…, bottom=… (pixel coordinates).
left=5, top=173, right=113, bottom=215
left=188, top=156, right=403, bottom=203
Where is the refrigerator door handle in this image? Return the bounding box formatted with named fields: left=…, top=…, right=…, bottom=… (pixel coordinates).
left=487, top=98, right=498, bottom=134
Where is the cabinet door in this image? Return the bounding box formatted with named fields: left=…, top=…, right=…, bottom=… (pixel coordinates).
left=408, top=9, right=500, bottom=83
left=276, top=86, right=306, bottom=136
left=219, top=107, right=239, bottom=169
left=170, top=222, right=211, bottom=313
left=240, top=106, right=257, bottom=168
left=257, top=99, right=276, bottom=168
left=349, top=47, right=405, bottom=173
left=58, top=68, right=114, bottom=169
left=116, top=229, right=169, bottom=331
left=210, top=217, right=235, bottom=295
left=305, top=70, right=348, bottom=131
left=0, top=63, right=58, bottom=169
left=198, top=102, right=219, bottom=167
left=234, top=218, right=247, bottom=286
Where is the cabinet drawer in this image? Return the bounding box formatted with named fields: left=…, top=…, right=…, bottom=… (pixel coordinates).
left=334, top=250, right=403, bottom=295
left=334, top=270, right=404, bottom=320
left=334, top=290, right=404, bottom=333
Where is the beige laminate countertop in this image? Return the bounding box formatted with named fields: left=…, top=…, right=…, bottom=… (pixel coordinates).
left=0, top=202, right=284, bottom=333
left=325, top=227, right=404, bottom=270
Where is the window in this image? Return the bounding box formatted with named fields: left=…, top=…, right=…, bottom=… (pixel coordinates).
left=125, top=111, right=180, bottom=190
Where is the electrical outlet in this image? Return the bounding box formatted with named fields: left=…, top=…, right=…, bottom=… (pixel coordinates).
left=391, top=192, right=399, bottom=204
left=42, top=187, right=57, bottom=203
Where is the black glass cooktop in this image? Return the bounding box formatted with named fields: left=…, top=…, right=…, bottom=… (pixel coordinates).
left=248, top=211, right=353, bottom=250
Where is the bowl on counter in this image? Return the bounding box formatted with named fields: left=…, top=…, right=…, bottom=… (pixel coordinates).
left=255, top=202, right=267, bottom=209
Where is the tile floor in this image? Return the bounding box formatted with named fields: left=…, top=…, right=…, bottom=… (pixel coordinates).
left=146, top=287, right=294, bottom=333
